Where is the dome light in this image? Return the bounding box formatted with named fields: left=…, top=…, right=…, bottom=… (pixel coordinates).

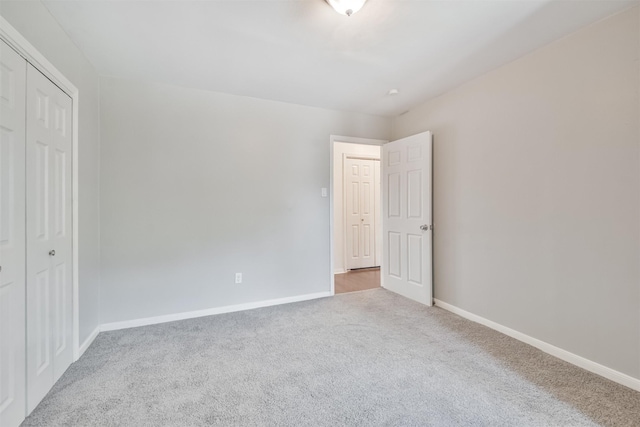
left=326, top=0, right=367, bottom=17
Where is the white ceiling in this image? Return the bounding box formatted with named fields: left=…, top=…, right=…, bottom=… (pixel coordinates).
left=42, top=0, right=637, bottom=117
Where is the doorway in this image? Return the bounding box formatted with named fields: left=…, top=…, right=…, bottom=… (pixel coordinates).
left=330, top=132, right=434, bottom=304
left=330, top=136, right=386, bottom=295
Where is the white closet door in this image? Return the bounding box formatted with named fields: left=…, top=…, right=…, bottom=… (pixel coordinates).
left=345, top=157, right=376, bottom=270
left=0, top=39, right=27, bottom=427
left=26, top=64, right=73, bottom=413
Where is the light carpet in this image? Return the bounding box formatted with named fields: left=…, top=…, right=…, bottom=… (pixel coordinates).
left=23, top=289, right=639, bottom=426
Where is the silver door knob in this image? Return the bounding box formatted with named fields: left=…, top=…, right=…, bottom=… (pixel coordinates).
left=420, top=224, right=430, bottom=231
left=49, top=250, right=56, bottom=256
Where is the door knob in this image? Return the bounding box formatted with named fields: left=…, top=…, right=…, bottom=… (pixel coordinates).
left=420, top=224, right=430, bottom=231
left=49, top=250, right=56, bottom=256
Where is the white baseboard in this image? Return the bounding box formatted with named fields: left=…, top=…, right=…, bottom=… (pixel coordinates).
left=100, top=291, right=332, bottom=332
left=334, top=269, right=346, bottom=274
left=434, top=299, right=640, bottom=392
left=78, top=325, right=100, bottom=358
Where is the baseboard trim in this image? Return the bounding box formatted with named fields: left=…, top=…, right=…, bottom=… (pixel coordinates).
left=433, top=299, right=640, bottom=392
left=100, top=291, right=333, bottom=332
left=78, top=326, right=100, bottom=358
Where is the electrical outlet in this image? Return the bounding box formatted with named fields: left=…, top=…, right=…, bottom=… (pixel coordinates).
left=235, top=273, right=242, bottom=284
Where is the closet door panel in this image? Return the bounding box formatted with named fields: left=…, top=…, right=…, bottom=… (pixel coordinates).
left=50, top=87, right=72, bottom=383
left=0, top=39, right=27, bottom=427
left=26, top=63, right=73, bottom=413
left=26, top=64, right=55, bottom=412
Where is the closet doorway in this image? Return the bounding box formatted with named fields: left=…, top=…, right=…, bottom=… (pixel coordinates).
left=0, top=29, right=78, bottom=427
left=331, top=136, right=386, bottom=295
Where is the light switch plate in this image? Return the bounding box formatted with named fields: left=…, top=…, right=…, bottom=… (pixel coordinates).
left=321, top=188, right=328, bottom=197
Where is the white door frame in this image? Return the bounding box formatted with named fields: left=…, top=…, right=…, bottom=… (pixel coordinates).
left=329, top=135, right=387, bottom=295
left=343, top=154, right=380, bottom=270
left=0, top=17, right=82, bottom=361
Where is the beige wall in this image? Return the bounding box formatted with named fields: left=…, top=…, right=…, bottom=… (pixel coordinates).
left=0, top=1, right=102, bottom=344
left=393, top=7, right=640, bottom=379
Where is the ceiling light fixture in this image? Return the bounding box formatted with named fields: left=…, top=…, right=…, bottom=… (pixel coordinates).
left=326, top=0, right=367, bottom=17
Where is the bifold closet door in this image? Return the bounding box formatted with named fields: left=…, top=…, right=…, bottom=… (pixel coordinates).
left=0, top=39, right=27, bottom=427
left=25, top=63, right=73, bottom=413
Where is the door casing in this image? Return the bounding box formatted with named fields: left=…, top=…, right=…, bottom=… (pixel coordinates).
left=343, top=155, right=380, bottom=270
left=329, top=135, right=387, bottom=295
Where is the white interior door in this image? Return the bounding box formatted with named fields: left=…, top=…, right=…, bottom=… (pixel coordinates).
left=26, top=63, right=73, bottom=413
left=382, top=131, right=433, bottom=306
left=0, top=39, right=27, bottom=427
left=345, top=157, right=377, bottom=270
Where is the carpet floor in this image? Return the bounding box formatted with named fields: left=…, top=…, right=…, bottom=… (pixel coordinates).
left=23, top=289, right=639, bottom=426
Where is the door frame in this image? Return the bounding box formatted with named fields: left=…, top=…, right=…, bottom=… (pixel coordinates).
left=0, top=17, right=82, bottom=361
left=329, top=135, right=387, bottom=295
left=342, top=154, right=380, bottom=271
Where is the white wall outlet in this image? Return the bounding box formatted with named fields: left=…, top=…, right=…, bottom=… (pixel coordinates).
left=235, top=273, right=242, bottom=284
left=321, top=187, right=328, bottom=197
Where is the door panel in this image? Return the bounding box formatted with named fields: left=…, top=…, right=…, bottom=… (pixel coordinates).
left=350, top=226, right=359, bottom=257
left=54, top=149, right=66, bottom=237
left=35, top=270, right=50, bottom=374
left=0, top=39, right=27, bottom=427
left=345, top=157, right=377, bottom=269
left=50, top=92, right=72, bottom=382
left=382, top=132, right=433, bottom=306
left=407, top=170, right=422, bottom=218
left=388, top=231, right=401, bottom=278
left=26, top=63, right=73, bottom=413
left=35, top=141, right=49, bottom=239
left=53, top=263, right=67, bottom=356
left=407, top=234, right=423, bottom=284
left=387, top=172, right=400, bottom=217
left=363, top=224, right=371, bottom=257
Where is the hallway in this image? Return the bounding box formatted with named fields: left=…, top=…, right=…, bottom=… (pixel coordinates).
left=334, top=268, right=380, bottom=294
